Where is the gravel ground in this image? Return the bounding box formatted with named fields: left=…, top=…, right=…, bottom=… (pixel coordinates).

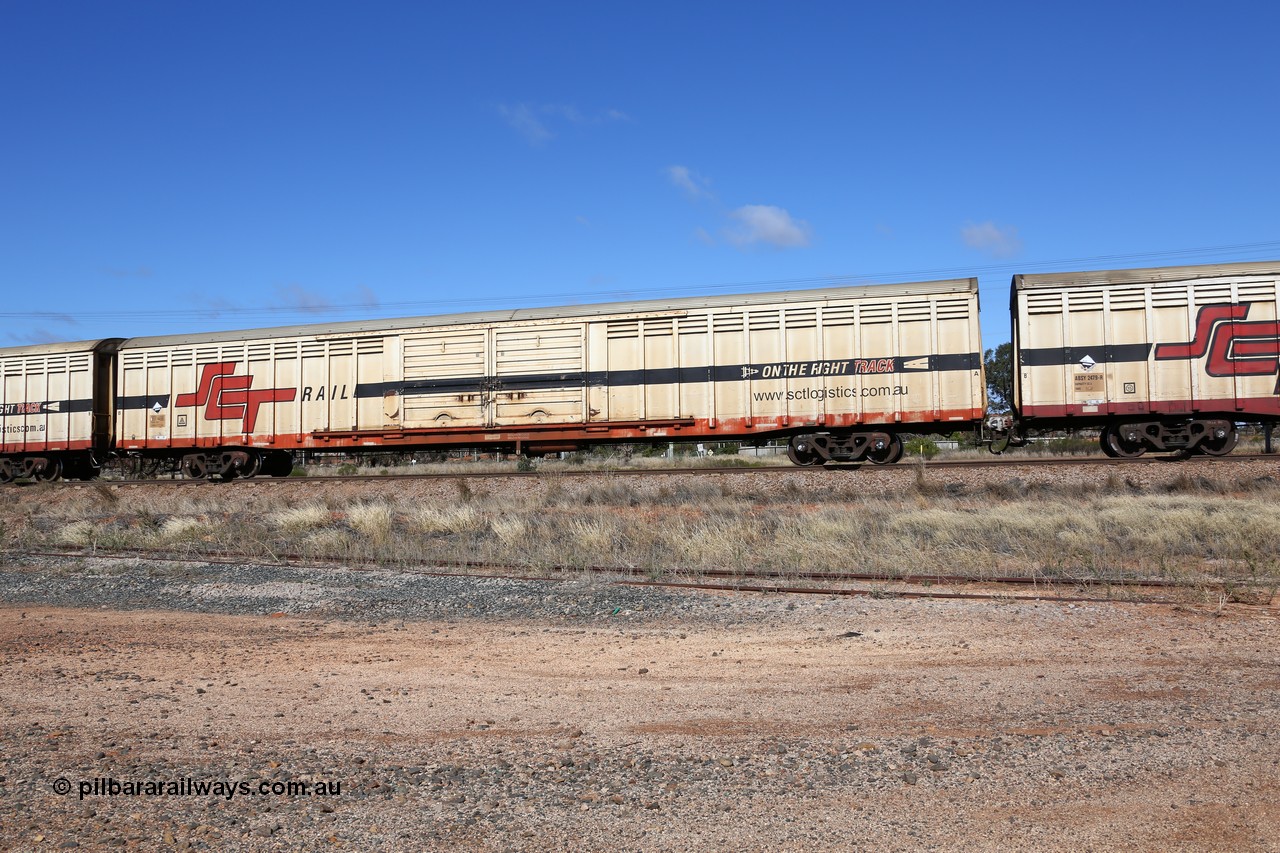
left=1, top=555, right=1278, bottom=851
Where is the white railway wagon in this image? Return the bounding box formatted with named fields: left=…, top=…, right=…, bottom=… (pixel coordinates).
left=0, top=339, right=120, bottom=482
left=114, top=279, right=985, bottom=476
left=1008, top=260, right=1280, bottom=456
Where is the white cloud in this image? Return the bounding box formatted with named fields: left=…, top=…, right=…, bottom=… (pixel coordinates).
left=666, top=165, right=713, bottom=200
left=498, top=103, right=629, bottom=145
left=961, top=221, right=1023, bottom=258
left=724, top=205, right=812, bottom=249
left=498, top=104, right=553, bottom=146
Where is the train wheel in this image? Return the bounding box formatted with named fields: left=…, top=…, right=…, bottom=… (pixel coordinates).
left=34, top=458, right=62, bottom=482
left=867, top=434, right=903, bottom=465
left=181, top=455, right=208, bottom=480
left=1198, top=426, right=1239, bottom=456
left=1101, top=426, right=1144, bottom=458
left=0, top=460, right=13, bottom=484
left=786, top=436, right=823, bottom=467
left=1099, top=431, right=1117, bottom=457
left=238, top=451, right=262, bottom=479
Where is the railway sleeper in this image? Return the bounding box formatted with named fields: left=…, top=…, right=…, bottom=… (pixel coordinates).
left=788, top=431, right=903, bottom=466
left=1101, top=419, right=1236, bottom=458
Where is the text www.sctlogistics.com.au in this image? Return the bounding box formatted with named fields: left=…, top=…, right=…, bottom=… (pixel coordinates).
left=53, top=776, right=342, bottom=801
left=752, top=385, right=908, bottom=402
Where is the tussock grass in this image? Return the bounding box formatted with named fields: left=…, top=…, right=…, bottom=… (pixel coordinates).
left=57, top=520, right=97, bottom=547
left=566, top=518, right=617, bottom=553
left=347, top=502, right=394, bottom=543
left=410, top=505, right=484, bottom=536
left=155, top=516, right=208, bottom=544
left=272, top=503, right=330, bottom=534
left=490, top=517, right=528, bottom=545
left=302, top=528, right=354, bottom=561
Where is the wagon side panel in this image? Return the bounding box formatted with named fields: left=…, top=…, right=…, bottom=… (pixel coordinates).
left=677, top=315, right=711, bottom=426
left=602, top=319, right=643, bottom=421
left=933, top=291, right=985, bottom=422
left=711, top=310, right=747, bottom=423
left=1227, top=277, right=1280, bottom=415
left=782, top=303, right=822, bottom=427
left=1016, top=289, right=1066, bottom=420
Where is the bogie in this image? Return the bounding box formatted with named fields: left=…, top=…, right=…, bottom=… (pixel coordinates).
left=787, top=431, right=901, bottom=466
left=1099, top=419, right=1236, bottom=458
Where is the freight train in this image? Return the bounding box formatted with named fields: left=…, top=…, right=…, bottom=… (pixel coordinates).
left=1, top=259, right=1277, bottom=482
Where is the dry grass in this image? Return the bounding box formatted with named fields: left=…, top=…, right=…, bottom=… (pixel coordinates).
left=347, top=502, right=394, bottom=544
left=271, top=504, right=330, bottom=534
left=6, top=471, right=1279, bottom=602
left=409, top=505, right=484, bottom=536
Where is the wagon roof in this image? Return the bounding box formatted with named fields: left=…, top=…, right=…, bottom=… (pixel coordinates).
left=1012, top=259, right=1280, bottom=290
left=0, top=338, right=123, bottom=358
left=117, top=278, right=978, bottom=348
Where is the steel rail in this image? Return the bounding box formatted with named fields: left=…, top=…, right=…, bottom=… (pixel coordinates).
left=12, top=548, right=1162, bottom=605
left=19, top=548, right=1274, bottom=606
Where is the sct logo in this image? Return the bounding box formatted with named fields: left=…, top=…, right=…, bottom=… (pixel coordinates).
left=1155, top=303, right=1280, bottom=388
left=175, top=362, right=297, bottom=433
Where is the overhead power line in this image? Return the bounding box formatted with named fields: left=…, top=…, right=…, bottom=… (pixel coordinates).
left=2, top=239, right=1279, bottom=323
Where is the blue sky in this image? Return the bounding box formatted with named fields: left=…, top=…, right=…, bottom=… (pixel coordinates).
left=3, top=2, right=1279, bottom=349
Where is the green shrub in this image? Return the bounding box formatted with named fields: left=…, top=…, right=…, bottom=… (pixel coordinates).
left=904, top=436, right=940, bottom=459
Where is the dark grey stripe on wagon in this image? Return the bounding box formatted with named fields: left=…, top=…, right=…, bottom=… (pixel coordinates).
left=361, top=352, right=982, bottom=400
left=1018, top=344, right=1154, bottom=367
left=0, top=398, right=95, bottom=415
left=116, top=395, right=172, bottom=412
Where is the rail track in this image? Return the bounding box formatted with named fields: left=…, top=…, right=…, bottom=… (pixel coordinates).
left=24, top=450, right=1280, bottom=488
left=20, top=547, right=1278, bottom=609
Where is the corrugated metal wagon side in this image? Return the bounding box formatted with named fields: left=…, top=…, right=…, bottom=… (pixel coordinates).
left=1007, top=260, right=1280, bottom=456
left=113, top=279, right=986, bottom=478
left=0, top=339, right=121, bottom=482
